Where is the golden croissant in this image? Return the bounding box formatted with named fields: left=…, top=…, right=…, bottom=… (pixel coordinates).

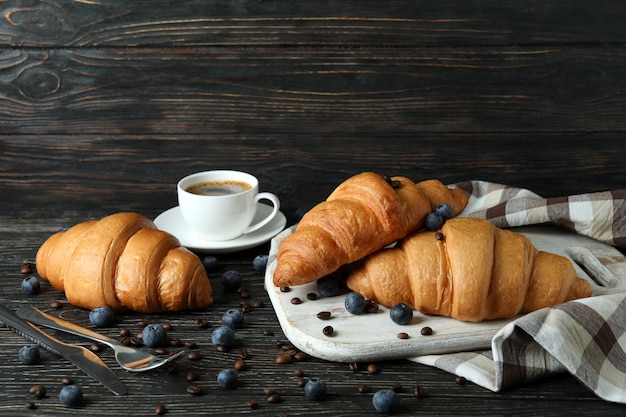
left=346, top=217, right=592, bottom=322
left=35, top=212, right=213, bottom=313
left=273, top=172, right=469, bottom=287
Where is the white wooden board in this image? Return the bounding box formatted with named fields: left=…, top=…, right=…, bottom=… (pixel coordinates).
left=265, top=225, right=626, bottom=363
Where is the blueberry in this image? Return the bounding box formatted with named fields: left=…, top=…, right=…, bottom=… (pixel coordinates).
left=435, top=203, right=454, bottom=219
left=221, top=270, right=242, bottom=290
left=211, top=326, right=236, bottom=348
left=21, top=276, right=41, bottom=295
left=425, top=212, right=444, bottom=231
left=19, top=345, right=40, bottom=365
left=59, top=384, right=83, bottom=407
left=316, top=276, right=338, bottom=297
left=217, top=368, right=238, bottom=389
left=202, top=255, right=219, bottom=272
left=344, top=292, right=366, bottom=314
left=372, top=389, right=400, bottom=413
left=89, top=306, right=115, bottom=327
left=141, top=324, right=168, bottom=348
left=390, top=303, right=413, bottom=325
left=304, top=377, right=327, bottom=401
left=222, top=308, right=245, bottom=329
left=252, top=254, right=269, bottom=272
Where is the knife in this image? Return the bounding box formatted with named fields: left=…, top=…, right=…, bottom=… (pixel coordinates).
left=0, top=305, right=127, bottom=395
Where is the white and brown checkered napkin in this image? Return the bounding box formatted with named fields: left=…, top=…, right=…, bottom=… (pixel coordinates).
left=410, top=181, right=626, bottom=404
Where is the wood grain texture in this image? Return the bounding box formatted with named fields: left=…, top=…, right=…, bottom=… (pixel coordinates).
left=1, top=0, right=625, bottom=415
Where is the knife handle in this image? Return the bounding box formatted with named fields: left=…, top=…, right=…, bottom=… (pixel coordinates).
left=0, top=305, right=67, bottom=356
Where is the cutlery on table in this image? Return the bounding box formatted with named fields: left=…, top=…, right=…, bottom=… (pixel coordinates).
left=0, top=305, right=127, bottom=395
left=16, top=306, right=184, bottom=372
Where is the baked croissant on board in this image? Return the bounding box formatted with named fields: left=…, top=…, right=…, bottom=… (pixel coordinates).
left=346, top=217, right=592, bottom=322
left=273, top=172, right=469, bottom=287
left=35, top=212, right=213, bottom=313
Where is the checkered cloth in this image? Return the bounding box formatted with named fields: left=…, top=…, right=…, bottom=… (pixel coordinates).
left=410, top=181, right=626, bottom=404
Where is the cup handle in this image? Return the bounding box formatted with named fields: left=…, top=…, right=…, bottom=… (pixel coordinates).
left=244, top=192, right=281, bottom=234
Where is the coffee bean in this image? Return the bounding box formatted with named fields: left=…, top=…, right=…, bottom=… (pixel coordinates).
left=184, top=341, right=197, bottom=349
left=194, top=318, right=210, bottom=328
left=163, top=322, right=173, bottom=331
left=349, top=362, right=359, bottom=372
left=306, top=292, right=318, bottom=300
left=263, top=387, right=276, bottom=396
left=267, top=393, right=282, bottom=403
left=263, top=329, right=274, bottom=336
left=169, top=338, right=181, bottom=347
left=29, top=385, right=46, bottom=399
left=120, top=337, right=131, bottom=346
left=119, top=327, right=130, bottom=337
left=187, top=351, right=202, bottom=361
left=317, top=311, right=332, bottom=320
left=240, top=290, right=250, bottom=299
left=90, top=342, right=104, bottom=352
left=435, top=232, right=445, bottom=241
left=236, top=348, right=249, bottom=359
left=290, top=297, right=302, bottom=305
left=280, top=286, right=291, bottom=292
left=281, top=343, right=295, bottom=352
left=186, top=384, right=203, bottom=396
left=216, top=344, right=228, bottom=353
left=364, top=299, right=379, bottom=313
left=358, top=383, right=369, bottom=393
left=413, top=385, right=424, bottom=398
left=25, top=401, right=36, bottom=409
left=293, top=369, right=304, bottom=377
left=49, top=300, right=63, bottom=309
left=397, top=332, right=409, bottom=339
left=21, top=262, right=33, bottom=274
left=186, top=371, right=200, bottom=382
left=130, top=337, right=143, bottom=347
left=155, top=404, right=167, bottom=415
left=455, top=376, right=467, bottom=385
left=293, top=352, right=308, bottom=361
left=421, top=326, right=433, bottom=336
left=246, top=399, right=258, bottom=409
left=61, top=376, right=73, bottom=385
left=297, top=377, right=306, bottom=388
left=275, top=354, right=292, bottom=364
left=322, top=325, right=334, bottom=336
left=137, top=321, right=148, bottom=328
left=155, top=347, right=169, bottom=356
left=234, top=359, right=247, bottom=371
left=252, top=299, right=264, bottom=308
left=367, top=363, right=380, bottom=374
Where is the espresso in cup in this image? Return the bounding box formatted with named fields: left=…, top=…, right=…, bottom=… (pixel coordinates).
left=178, top=170, right=280, bottom=241
left=185, top=180, right=252, bottom=196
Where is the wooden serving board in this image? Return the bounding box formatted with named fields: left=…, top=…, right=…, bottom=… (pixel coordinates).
left=265, top=225, right=626, bottom=363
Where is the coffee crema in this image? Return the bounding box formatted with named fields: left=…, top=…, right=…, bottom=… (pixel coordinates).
left=185, top=180, right=252, bottom=196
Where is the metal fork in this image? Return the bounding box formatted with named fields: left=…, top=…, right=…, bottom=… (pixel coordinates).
left=16, top=306, right=184, bottom=372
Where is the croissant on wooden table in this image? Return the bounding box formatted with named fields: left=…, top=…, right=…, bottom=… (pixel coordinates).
left=346, top=217, right=592, bottom=322
left=35, top=212, right=213, bottom=313
left=273, top=172, right=469, bottom=287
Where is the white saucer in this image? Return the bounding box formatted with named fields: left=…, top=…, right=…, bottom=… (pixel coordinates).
left=154, top=203, right=287, bottom=254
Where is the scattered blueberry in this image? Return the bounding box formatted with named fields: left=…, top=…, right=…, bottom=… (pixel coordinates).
left=217, top=368, right=238, bottom=389
left=316, top=276, right=339, bottom=297
left=344, top=292, right=366, bottom=314
left=222, top=308, right=245, bottom=329
left=21, top=276, right=41, bottom=295
left=58, top=384, right=83, bottom=407
left=89, top=306, right=115, bottom=327
left=201, top=255, right=219, bottom=272
left=425, top=212, right=444, bottom=231
left=435, top=203, right=454, bottom=219
left=304, top=378, right=327, bottom=401
left=390, top=303, right=413, bottom=325
left=141, top=324, right=168, bottom=348
left=19, top=345, right=40, bottom=365
left=221, top=270, right=242, bottom=290
left=252, top=254, right=269, bottom=272
left=211, top=326, right=236, bottom=348
left=372, top=389, right=401, bottom=413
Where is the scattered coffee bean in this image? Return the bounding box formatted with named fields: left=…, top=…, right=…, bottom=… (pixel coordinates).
left=281, top=343, right=295, bottom=352
left=49, top=300, right=63, bottom=309
left=263, top=387, right=276, bottom=396
left=263, top=329, right=274, bottom=336
left=194, top=318, right=210, bottom=328
left=297, top=377, right=306, bottom=388
left=186, top=371, right=200, bottom=382
left=280, top=286, right=291, bottom=293
left=316, top=311, right=332, bottom=320
left=413, top=385, right=424, bottom=398
left=349, top=362, right=359, bottom=372
left=241, top=303, right=253, bottom=313
left=90, top=342, right=104, bottom=352
left=252, top=299, right=264, bottom=308
left=306, top=292, right=318, bottom=300
left=267, top=393, right=282, bottom=403
left=119, top=327, right=130, bottom=337
left=367, top=363, right=380, bottom=374
left=137, top=320, right=148, bottom=328
left=25, top=401, right=36, bottom=409
left=365, top=299, right=379, bottom=313
left=169, top=338, right=181, bottom=347
left=155, top=347, right=169, bottom=356
left=234, top=359, right=247, bottom=371
left=246, top=399, right=258, bottom=409
left=184, top=341, right=197, bottom=349
left=187, top=351, right=202, bottom=361
left=155, top=404, right=167, bottom=415
left=163, top=323, right=173, bottom=331
left=186, top=384, right=203, bottom=396
left=61, top=376, right=73, bottom=386
left=322, top=325, right=334, bottom=336
left=293, top=352, right=308, bottom=361
left=275, top=354, right=292, bottom=364
left=21, top=262, right=33, bottom=274
left=240, top=290, right=250, bottom=299
left=358, top=383, right=369, bottom=393
left=236, top=348, right=249, bottom=359
left=120, top=337, right=131, bottom=346
left=421, top=326, right=433, bottom=336
left=130, top=337, right=143, bottom=347
left=29, top=385, right=46, bottom=399
left=290, top=297, right=302, bottom=305
left=455, top=376, right=467, bottom=385
left=435, top=232, right=445, bottom=241
left=216, top=344, right=228, bottom=353
left=397, top=332, right=409, bottom=339
left=294, top=369, right=304, bottom=377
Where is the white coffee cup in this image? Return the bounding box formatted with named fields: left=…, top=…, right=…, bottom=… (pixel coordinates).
left=177, top=170, right=280, bottom=241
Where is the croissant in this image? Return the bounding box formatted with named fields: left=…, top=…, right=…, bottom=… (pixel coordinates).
left=346, top=217, right=592, bottom=322
left=35, top=212, right=213, bottom=313
left=273, top=172, right=469, bottom=287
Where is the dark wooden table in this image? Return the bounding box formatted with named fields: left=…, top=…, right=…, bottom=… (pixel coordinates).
left=2, top=0, right=626, bottom=415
